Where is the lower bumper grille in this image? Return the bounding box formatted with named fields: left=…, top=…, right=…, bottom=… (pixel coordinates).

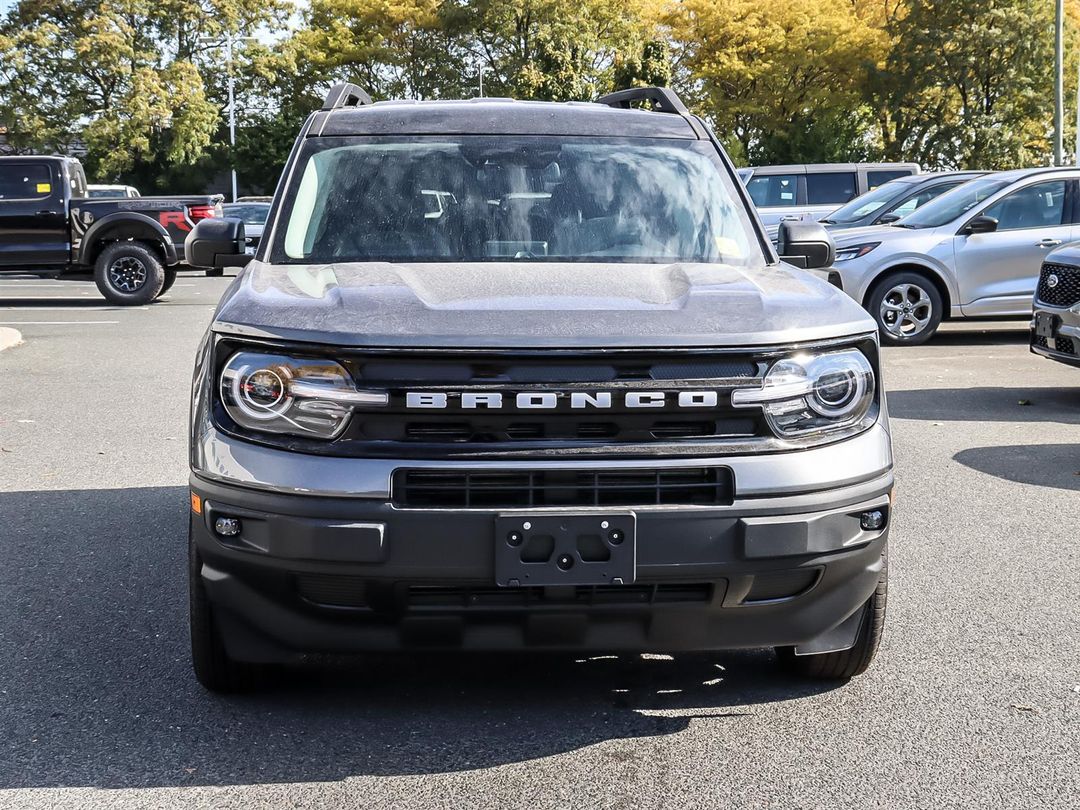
left=392, top=467, right=736, bottom=508
left=295, top=576, right=714, bottom=609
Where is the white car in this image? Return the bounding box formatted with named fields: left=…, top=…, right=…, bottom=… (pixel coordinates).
left=828, top=168, right=1080, bottom=345
left=87, top=184, right=140, bottom=198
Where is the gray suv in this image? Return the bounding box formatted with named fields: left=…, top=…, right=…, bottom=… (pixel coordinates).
left=184, top=86, right=893, bottom=691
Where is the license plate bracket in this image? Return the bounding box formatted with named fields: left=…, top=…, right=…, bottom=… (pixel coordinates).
left=495, top=513, right=636, bottom=587
left=1035, top=312, right=1058, bottom=339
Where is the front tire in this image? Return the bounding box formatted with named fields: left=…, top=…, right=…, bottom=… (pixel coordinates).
left=189, top=532, right=267, bottom=693
left=776, top=548, right=888, bottom=680
left=866, top=271, right=943, bottom=346
left=94, top=242, right=165, bottom=305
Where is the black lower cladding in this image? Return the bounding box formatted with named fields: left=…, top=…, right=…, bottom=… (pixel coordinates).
left=190, top=474, right=891, bottom=660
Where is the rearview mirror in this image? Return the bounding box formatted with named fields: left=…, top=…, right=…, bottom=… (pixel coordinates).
left=961, top=215, right=998, bottom=235
left=777, top=220, right=835, bottom=269
left=185, top=217, right=247, bottom=268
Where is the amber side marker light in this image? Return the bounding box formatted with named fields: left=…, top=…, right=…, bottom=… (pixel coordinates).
left=190, top=492, right=202, bottom=514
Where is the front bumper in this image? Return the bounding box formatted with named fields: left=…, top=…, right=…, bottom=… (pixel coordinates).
left=1030, top=300, right=1080, bottom=368
left=189, top=425, right=894, bottom=661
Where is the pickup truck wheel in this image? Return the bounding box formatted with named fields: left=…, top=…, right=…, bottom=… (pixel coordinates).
left=159, top=269, right=178, bottom=296
left=94, top=242, right=165, bottom=305
left=189, top=533, right=267, bottom=693
left=776, top=547, right=888, bottom=680
left=866, top=272, right=943, bottom=346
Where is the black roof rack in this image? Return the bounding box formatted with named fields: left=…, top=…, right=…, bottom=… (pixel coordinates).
left=596, top=87, right=689, bottom=115
left=322, top=83, right=373, bottom=111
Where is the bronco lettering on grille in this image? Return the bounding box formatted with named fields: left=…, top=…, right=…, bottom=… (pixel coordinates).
left=403, top=391, right=721, bottom=409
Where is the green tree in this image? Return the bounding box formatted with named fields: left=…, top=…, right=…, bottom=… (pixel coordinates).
left=874, top=0, right=1055, bottom=168
left=667, top=0, right=886, bottom=165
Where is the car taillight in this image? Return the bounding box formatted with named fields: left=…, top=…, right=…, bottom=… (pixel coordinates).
left=188, top=205, right=217, bottom=222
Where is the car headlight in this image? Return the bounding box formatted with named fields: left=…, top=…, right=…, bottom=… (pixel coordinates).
left=219, top=351, right=386, bottom=439
left=731, top=349, right=875, bottom=437
left=834, top=242, right=880, bottom=262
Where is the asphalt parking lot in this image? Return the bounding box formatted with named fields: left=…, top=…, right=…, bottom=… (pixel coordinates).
left=0, top=273, right=1077, bottom=809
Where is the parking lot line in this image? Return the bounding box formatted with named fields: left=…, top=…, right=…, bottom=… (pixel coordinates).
left=0, top=320, right=119, bottom=325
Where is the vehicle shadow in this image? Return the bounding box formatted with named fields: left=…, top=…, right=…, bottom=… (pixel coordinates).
left=920, top=326, right=1030, bottom=347
left=887, top=386, right=1080, bottom=424
left=0, top=485, right=840, bottom=790
left=953, top=444, right=1080, bottom=492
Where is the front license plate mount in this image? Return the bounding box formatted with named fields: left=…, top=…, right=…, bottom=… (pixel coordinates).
left=495, top=513, right=636, bottom=587
left=1035, top=312, right=1058, bottom=339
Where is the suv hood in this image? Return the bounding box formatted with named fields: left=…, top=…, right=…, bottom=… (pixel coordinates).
left=211, top=261, right=875, bottom=348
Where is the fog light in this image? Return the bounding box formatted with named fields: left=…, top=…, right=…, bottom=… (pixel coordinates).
left=860, top=510, right=886, bottom=531
left=214, top=516, right=242, bottom=537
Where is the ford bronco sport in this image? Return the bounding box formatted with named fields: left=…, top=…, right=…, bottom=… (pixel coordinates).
left=185, top=85, right=893, bottom=692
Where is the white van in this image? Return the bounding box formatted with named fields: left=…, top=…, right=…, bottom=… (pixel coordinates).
left=744, top=163, right=920, bottom=237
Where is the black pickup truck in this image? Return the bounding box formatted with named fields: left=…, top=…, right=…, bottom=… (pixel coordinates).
left=0, top=155, right=223, bottom=304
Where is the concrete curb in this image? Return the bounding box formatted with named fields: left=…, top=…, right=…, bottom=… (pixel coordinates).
left=0, top=327, right=23, bottom=353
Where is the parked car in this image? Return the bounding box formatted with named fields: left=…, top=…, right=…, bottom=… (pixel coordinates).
left=0, top=155, right=222, bottom=303
left=87, top=183, right=141, bottom=199
left=184, top=84, right=893, bottom=692
left=1030, top=248, right=1080, bottom=367
left=828, top=168, right=1080, bottom=345
left=820, top=172, right=986, bottom=231
left=744, top=162, right=920, bottom=238
left=212, top=202, right=271, bottom=276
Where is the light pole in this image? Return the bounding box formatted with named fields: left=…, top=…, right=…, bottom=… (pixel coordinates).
left=478, top=66, right=486, bottom=98
left=199, top=33, right=254, bottom=201
left=1055, top=0, right=1064, bottom=165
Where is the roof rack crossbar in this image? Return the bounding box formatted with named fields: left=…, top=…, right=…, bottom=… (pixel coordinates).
left=322, top=83, right=374, bottom=111
left=596, top=87, right=689, bottom=115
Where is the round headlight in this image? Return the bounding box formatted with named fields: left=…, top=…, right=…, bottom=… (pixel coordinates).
left=806, top=354, right=871, bottom=418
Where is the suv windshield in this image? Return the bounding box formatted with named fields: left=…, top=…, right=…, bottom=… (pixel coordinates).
left=898, top=175, right=1012, bottom=229
left=823, top=180, right=911, bottom=224
left=273, top=136, right=759, bottom=265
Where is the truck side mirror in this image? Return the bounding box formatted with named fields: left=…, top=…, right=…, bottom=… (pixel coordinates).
left=961, top=215, right=998, bottom=235
left=777, top=220, right=835, bottom=269
left=185, top=217, right=247, bottom=268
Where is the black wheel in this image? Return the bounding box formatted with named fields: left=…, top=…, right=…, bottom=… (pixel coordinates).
left=865, top=271, right=943, bottom=346
left=94, top=242, right=165, bottom=305
left=206, top=267, right=224, bottom=277
left=159, top=268, right=178, bottom=296
left=189, top=530, right=267, bottom=692
left=777, top=548, right=888, bottom=680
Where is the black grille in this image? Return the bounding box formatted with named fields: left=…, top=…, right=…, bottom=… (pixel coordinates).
left=1037, top=263, right=1080, bottom=307
left=1033, top=334, right=1050, bottom=349
left=294, top=575, right=713, bottom=609
left=1056, top=336, right=1077, bottom=355
left=393, top=467, right=735, bottom=508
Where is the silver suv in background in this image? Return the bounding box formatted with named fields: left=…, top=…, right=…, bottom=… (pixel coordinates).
left=829, top=168, right=1080, bottom=345
left=821, top=172, right=985, bottom=231
left=744, top=163, right=920, bottom=238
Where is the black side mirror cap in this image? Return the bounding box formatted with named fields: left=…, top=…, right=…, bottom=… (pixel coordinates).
left=876, top=212, right=901, bottom=224
left=184, top=217, right=247, bottom=268
left=777, top=220, right=836, bottom=269
left=961, top=215, right=998, bottom=235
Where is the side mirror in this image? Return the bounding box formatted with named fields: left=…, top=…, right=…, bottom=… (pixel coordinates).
left=185, top=217, right=247, bottom=268
left=777, top=220, right=835, bottom=269
left=876, top=212, right=902, bottom=224
left=961, top=215, right=998, bottom=235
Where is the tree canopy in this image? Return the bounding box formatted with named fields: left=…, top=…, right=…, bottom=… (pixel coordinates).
left=0, top=0, right=1072, bottom=191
